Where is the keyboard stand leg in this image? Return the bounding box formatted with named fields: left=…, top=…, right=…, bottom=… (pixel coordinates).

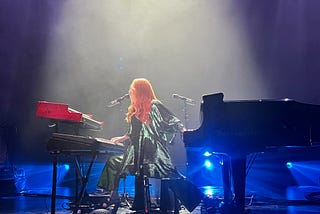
left=50, top=153, right=58, bottom=214
left=73, top=154, right=97, bottom=214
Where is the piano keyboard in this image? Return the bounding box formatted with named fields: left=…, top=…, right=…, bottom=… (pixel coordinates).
left=47, top=133, right=124, bottom=155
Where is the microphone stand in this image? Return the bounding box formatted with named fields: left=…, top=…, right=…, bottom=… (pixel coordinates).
left=174, top=96, right=194, bottom=181
left=182, top=100, right=189, bottom=130
left=106, top=95, right=131, bottom=139
left=175, top=98, right=191, bottom=130
left=181, top=100, right=190, bottom=180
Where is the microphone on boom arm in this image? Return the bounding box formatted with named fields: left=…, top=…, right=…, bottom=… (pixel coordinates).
left=107, top=93, right=129, bottom=107
left=172, top=93, right=195, bottom=105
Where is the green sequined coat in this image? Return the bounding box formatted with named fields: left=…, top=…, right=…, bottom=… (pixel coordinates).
left=98, top=100, right=184, bottom=191
left=120, top=100, right=184, bottom=178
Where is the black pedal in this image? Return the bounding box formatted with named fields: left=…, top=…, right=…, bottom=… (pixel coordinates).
left=68, top=195, right=110, bottom=212
left=88, top=194, right=111, bottom=208
left=67, top=201, right=92, bottom=213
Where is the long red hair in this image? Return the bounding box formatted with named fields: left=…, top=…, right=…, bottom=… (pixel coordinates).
left=126, top=78, right=158, bottom=124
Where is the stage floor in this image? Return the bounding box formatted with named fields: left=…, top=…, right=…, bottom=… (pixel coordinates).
left=1, top=194, right=320, bottom=214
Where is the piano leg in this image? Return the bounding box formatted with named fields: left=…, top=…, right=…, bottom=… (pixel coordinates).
left=231, top=157, right=246, bottom=213
left=221, top=156, right=246, bottom=214
left=222, top=156, right=232, bottom=206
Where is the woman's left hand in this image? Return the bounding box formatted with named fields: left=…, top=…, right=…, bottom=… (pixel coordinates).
left=111, top=135, right=129, bottom=143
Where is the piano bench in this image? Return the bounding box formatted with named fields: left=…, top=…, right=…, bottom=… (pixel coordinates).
left=137, top=176, right=202, bottom=213
left=160, top=178, right=203, bottom=213
left=136, top=176, right=179, bottom=214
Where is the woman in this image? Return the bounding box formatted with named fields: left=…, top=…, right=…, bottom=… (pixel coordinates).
left=97, top=78, right=185, bottom=210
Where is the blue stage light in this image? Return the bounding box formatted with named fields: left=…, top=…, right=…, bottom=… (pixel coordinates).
left=286, top=162, right=293, bottom=169
left=204, top=160, right=213, bottom=170
left=203, top=151, right=212, bottom=157
left=64, top=164, right=70, bottom=170
left=204, top=188, right=213, bottom=195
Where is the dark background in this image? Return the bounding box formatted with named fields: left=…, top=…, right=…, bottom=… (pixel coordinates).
left=1, top=0, right=320, bottom=197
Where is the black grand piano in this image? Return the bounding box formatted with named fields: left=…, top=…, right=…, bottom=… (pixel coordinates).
left=183, top=93, right=320, bottom=213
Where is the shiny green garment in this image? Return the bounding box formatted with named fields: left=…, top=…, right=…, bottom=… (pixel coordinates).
left=120, top=100, right=184, bottom=178
left=97, top=100, right=184, bottom=191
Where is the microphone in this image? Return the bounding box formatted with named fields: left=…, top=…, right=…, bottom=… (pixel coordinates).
left=172, top=93, right=195, bottom=105
left=107, top=93, right=129, bottom=107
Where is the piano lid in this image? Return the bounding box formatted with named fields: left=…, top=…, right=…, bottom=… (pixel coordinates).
left=184, top=93, right=320, bottom=155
